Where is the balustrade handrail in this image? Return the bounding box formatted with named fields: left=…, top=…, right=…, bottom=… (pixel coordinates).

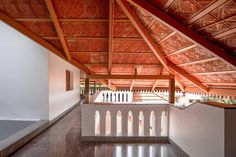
left=81, top=103, right=169, bottom=137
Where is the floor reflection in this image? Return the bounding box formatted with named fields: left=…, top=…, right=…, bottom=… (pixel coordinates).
left=11, top=107, right=187, bottom=157
left=92, top=144, right=187, bottom=157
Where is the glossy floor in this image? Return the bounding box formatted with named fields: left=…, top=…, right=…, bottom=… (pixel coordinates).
left=11, top=106, right=186, bottom=157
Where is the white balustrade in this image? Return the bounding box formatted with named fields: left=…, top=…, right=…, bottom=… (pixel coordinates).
left=93, top=91, right=133, bottom=103
left=81, top=104, right=168, bottom=137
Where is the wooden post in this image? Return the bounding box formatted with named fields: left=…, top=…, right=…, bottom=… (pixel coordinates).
left=84, top=78, right=90, bottom=103
left=169, top=79, right=175, bottom=104
left=93, top=81, right=96, bottom=94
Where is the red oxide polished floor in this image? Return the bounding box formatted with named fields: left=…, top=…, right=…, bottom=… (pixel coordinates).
left=11, top=106, right=187, bottom=157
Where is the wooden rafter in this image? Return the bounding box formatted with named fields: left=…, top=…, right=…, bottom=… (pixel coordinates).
left=185, top=87, right=236, bottom=98
left=43, top=36, right=143, bottom=40
left=128, top=0, right=236, bottom=68
left=100, top=80, right=117, bottom=90
left=130, top=79, right=135, bottom=90
left=108, top=0, right=114, bottom=74
left=45, top=0, right=71, bottom=61
left=84, top=63, right=163, bottom=66
left=0, top=10, right=91, bottom=74
left=186, top=0, right=228, bottom=25
left=175, top=76, right=185, bottom=92
left=151, top=80, right=158, bottom=91
left=116, top=0, right=208, bottom=92
left=87, top=74, right=175, bottom=80
left=14, top=18, right=130, bottom=23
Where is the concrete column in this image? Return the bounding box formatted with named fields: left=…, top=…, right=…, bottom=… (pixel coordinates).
left=169, top=79, right=175, bottom=104
left=84, top=78, right=90, bottom=103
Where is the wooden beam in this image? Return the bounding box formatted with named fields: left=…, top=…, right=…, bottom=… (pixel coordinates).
left=84, top=63, right=163, bottom=66
left=45, top=0, right=71, bottom=61
left=117, top=86, right=182, bottom=91
left=87, top=74, right=175, bottom=80
left=186, top=0, right=228, bottom=24
left=175, top=76, right=185, bottom=92
left=168, top=62, right=208, bottom=92
left=130, top=79, right=135, bottom=91
left=151, top=80, right=158, bottom=91
left=84, top=78, right=90, bottom=103
left=128, top=0, right=236, bottom=68
left=116, top=0, right=208, bottom=92
left=43, top=36, right=144, bottom=41
left=109, top=0, right=114, bottom=74
left=100, top=80, right=117, bottom=90
left=185, top=87, right=236, bottom=98
left=14, top=18, right=130, bottom=23
left=0, top=10, right=91, bottom=74
left=169, top=79, right=175, bottom=103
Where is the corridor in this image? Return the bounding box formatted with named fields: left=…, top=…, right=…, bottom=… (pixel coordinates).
left=10, top=106, right=187, bottom=157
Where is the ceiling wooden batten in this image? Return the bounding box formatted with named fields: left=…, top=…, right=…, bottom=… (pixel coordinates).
left=45, top=0, right=72, bottom=61
left=0, top=0, right=235, bottom=94
left=127, top=0, right=236, bottom=68
left=116, top=0, right=208, bottom=92
left=87, top=74, right=175, bottom=80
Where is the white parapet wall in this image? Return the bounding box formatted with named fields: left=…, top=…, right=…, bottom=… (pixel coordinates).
left=169, top=102, right=225, bottom=157
left=81, top=104, right=168, bottom=137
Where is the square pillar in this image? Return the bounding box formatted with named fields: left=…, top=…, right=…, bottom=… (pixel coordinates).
left=84, top=78, right=90, bottom=103
left=169, top=79, right=175, bottom=104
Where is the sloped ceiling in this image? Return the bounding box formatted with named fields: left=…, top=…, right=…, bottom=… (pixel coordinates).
left=0, top=0, right=235, bottom=97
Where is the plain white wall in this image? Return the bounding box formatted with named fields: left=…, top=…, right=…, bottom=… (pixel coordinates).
left=0, top=20, right=49, bottom=120
left=48, top=52, right=80, bottom=120
left=169, top=102, right=225, bottom=157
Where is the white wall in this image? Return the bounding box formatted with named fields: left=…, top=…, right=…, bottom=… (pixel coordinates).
left=169, top=102, right=225, bottom=157
left=48, top=53, right=80, bottom=120
left=0, top=20, right=49, bottom=120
